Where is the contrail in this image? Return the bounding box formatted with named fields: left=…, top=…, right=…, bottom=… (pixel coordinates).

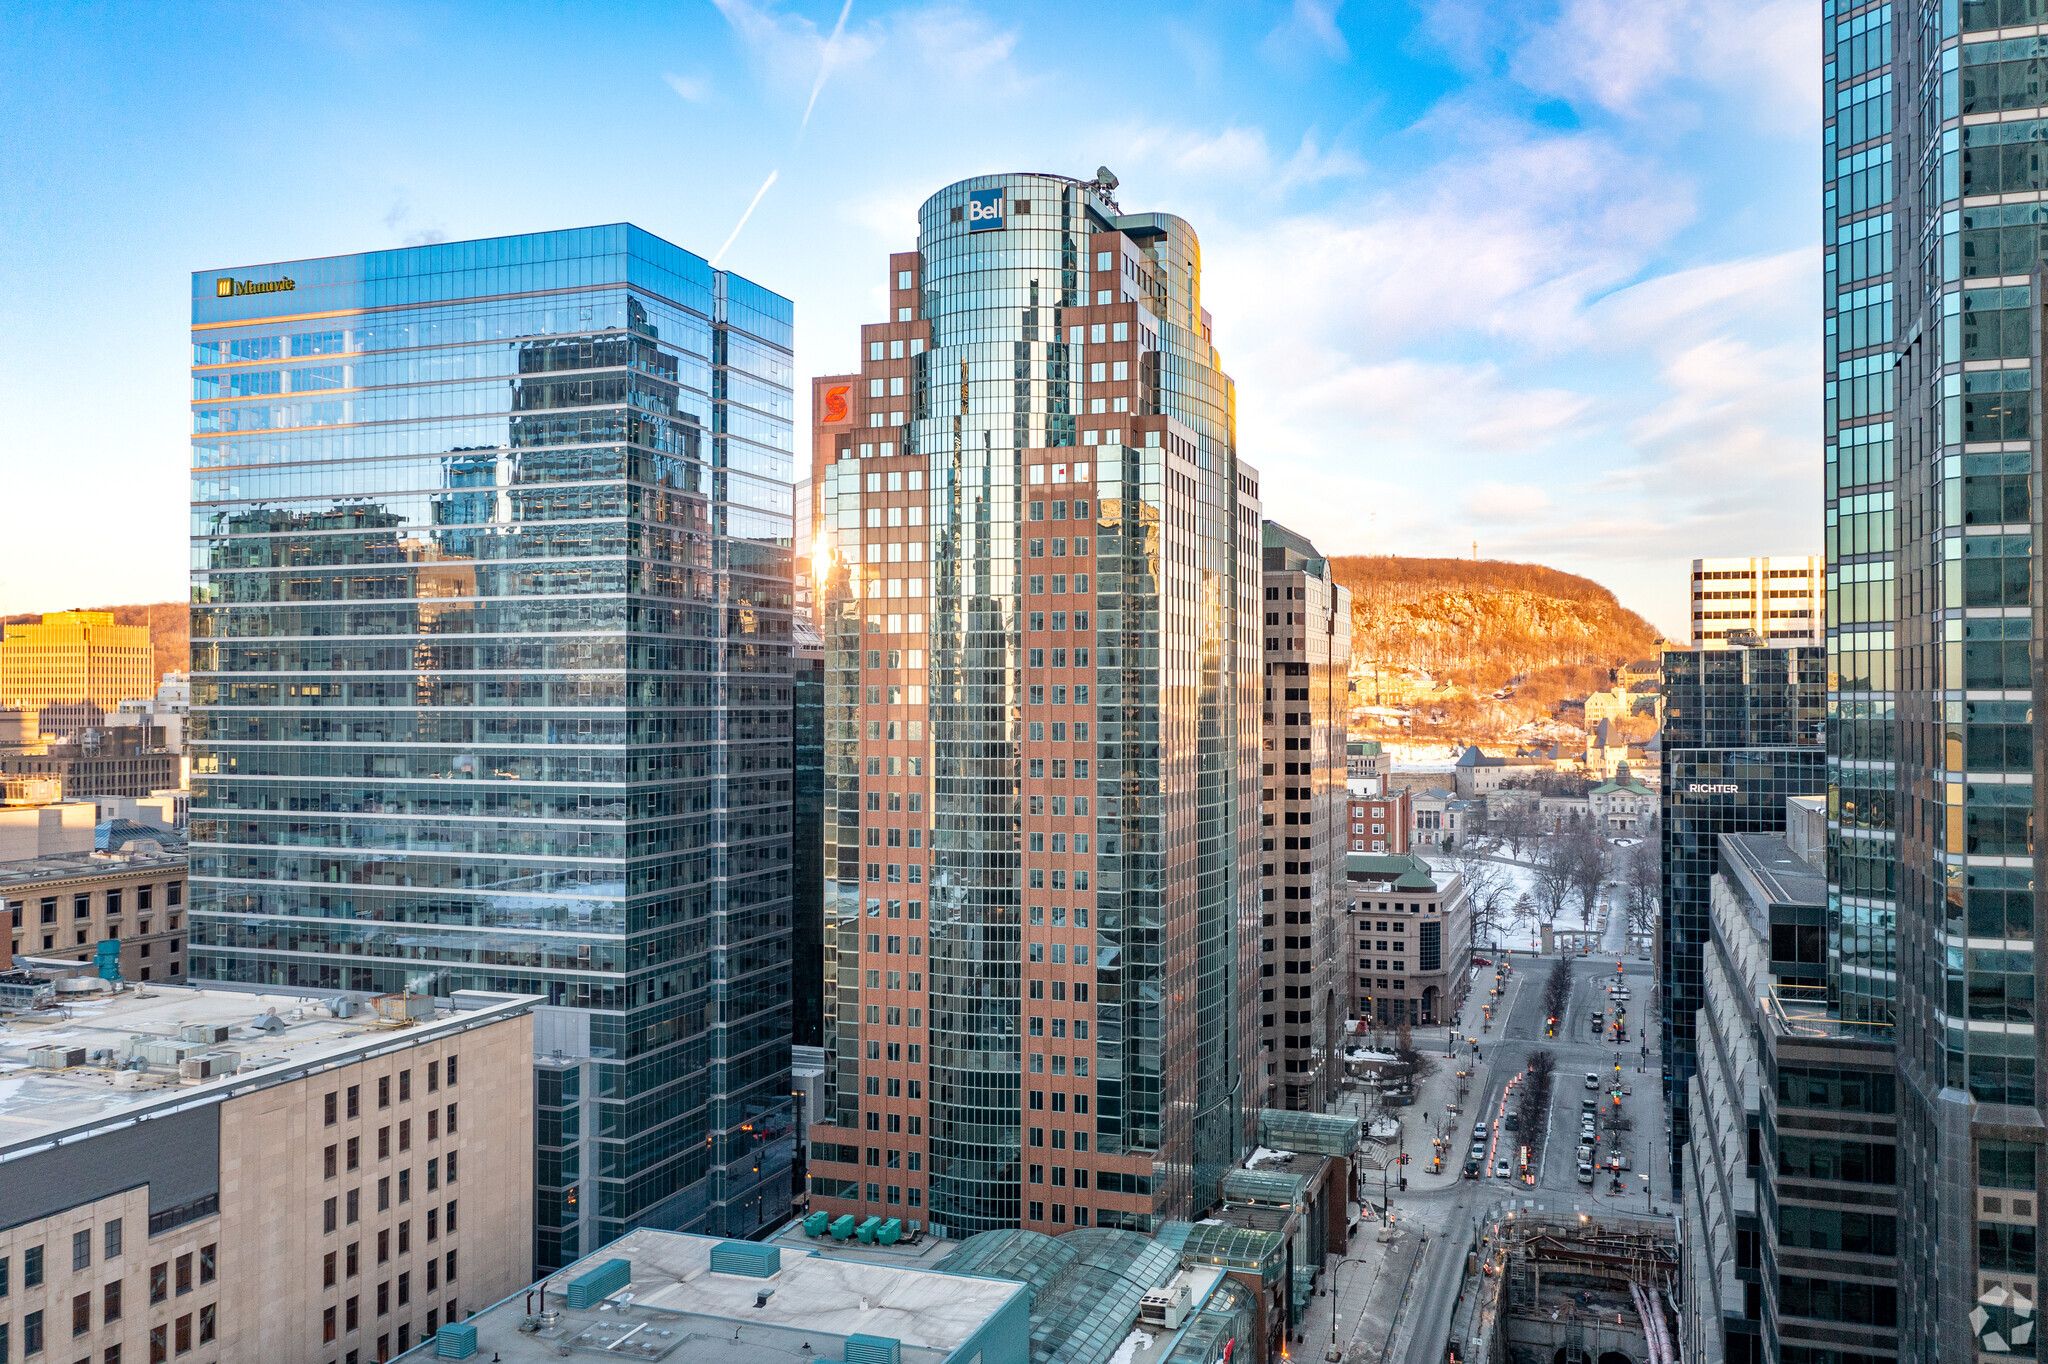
left=800, top=0, right=854, bottom=131
left=711, top=169, right=779, bottom=267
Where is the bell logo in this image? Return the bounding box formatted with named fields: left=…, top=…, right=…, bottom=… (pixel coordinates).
left=966, top=188, right=1005, bottom=232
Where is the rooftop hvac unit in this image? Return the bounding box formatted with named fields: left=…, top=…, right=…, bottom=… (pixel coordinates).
left=845, top=1336, right=902, bottom=1364
left=129, top=1038, right=199, bottom=1066
left=708, top=1241, right=780, bottom=1277
left=1139, top=1281, right=1193, bottom=1330
left=179, top=1054, right=240, bottom=1080
left=180, top=1023, right=231, bottom=1045
left=565, top=1258, right=631, bottom=1309
left=30, top=1045, right=86, bottom=1070
left=371, top=992, right=434, bottom=1021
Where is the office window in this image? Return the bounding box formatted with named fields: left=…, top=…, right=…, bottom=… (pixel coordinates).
left=103, top=1219, right=121, bottom=1260
left=199, top=1245, right=214, bottom=1285
left=175, top=1254, right=191, bottom=1295
left=72, top=1230, right=90, bottom=1271
left=24, top=1246, right=41, bottom=1287
left=103, top=1280, right=122, bottom=1323
left=73, top=1291, right=91, bottom=1337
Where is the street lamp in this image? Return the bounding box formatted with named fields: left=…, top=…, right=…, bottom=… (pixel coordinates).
left=1324, top=1255, right=1372, bottom=1361
left=1640, top=1172, right=1653, bottom=1215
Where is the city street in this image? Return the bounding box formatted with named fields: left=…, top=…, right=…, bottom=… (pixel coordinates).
left=1307, top=887, right=1671, bottom=1364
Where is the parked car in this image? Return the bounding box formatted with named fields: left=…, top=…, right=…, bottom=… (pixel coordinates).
left=1472, top=956, right=1491, bottom=967
left=1577, top=1161, right=1595, bottom=1185
left=1585, top=1071, right=1601, bottom=1090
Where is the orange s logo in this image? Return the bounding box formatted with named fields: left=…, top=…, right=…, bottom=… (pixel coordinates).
left=822, top=384, right=850, bottom=424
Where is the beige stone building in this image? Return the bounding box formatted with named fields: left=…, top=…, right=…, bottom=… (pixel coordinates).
left=2, top=843, right=188, bottom=979
left=0, top=981, right=535, bottom=1364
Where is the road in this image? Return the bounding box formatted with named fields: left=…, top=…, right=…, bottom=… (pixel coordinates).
left=1364, top=895, right=1668, bottom=1363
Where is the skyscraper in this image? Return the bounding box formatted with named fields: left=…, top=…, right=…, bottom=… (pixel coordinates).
left=1659, top=644, right=1824, bottom=1193
left=802, top=171, right=1263, bottom=1238
left=1257, top=521, right=1351, bottom=1112
left=1837, top=5, right=2047, bottom=1357
left=187, top=226, right=797, bottom=1268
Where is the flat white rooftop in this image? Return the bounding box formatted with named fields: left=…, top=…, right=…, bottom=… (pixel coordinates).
left=0, top=983, right=533, bottom=1155
left=428, top=1228, right=1026, bottom=1364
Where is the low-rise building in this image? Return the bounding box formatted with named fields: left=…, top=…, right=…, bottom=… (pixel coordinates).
left=1, top=726, right=179, bottom=799
left=0, top=979, right=537, bottom=1364
left=1450, top=745, right=1553, bottom=798
left=1410, top=786, right=1478, bottom=850
left=424, top=1215, right=1271, bottom=1364
left=0, top=797, right=97, bottom=861
left=1587, top=764, right=1656, bottom=832
left=1345, top=739, right=1384, bottom=790
left=1344, top=853, right=1470, bottom=1027
left=1, top=843, right=188, bottom=979
left=1345, top=786, right=1410, bottom=855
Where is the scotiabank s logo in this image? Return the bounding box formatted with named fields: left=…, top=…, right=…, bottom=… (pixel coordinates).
left=966, top=188, right=1005, bottom=231
left=821, top=384, right=851, bottom=424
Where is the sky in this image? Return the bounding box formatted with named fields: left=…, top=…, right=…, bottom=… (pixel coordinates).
left=0, top=0, right=1820, bottom=637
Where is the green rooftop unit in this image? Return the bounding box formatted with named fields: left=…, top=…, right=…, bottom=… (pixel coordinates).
left=855, top=1215, right=882, bottom=1243
left=829, top=1214, right=856, bottom=1241
left=845, top=1335, right=901, bottom=1364
left=803, top=1211, right=831, bottom=1237
left=709, top=1241, right=780, bottom=1277
left=566, top=1258, right=630, bottom=1308
left=433, top=1321, right=478, bottom=1358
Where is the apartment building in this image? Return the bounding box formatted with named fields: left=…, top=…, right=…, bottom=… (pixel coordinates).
left=1256, top=523, right=1351, bottom=1112
left=0, top=981, right=534, bottom=1364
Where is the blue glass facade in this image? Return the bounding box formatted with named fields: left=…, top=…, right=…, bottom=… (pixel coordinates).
left=1840, top=2, right=2048, bottom=1357
left=187, top=225, right=797, bottom=1268
left=1660, top=646, right=1826, bottom=1193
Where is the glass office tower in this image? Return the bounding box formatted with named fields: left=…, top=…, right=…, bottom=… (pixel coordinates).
left=1841, top=3, right=2048, bottom=1358
left=187, top=227, right=797, bottom=1268
left=801, top=171, right=1263, bottom=1238
left=1659, top=645, right=1825, bottom=1193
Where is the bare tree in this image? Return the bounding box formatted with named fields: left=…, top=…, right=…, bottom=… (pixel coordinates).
left=1447, top=839, right=1511, bottom=951
left=1532, top=833, right=1574, bottom=922
left=1494, top=799, right=1542, bottom=860
left=1623, top=835, right=1661, bottom=944
left=1564, top=818, right=1608, bottom=924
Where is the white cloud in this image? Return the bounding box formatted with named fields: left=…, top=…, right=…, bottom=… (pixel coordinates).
left=1423, top=0, right=1819, bottom=125
left=1263, top=0, right=1350, bottom=64
left=662, top=71, right=711, bottom=102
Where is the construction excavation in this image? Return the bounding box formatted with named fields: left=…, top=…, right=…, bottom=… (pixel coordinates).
left=1446, top=1210, right=1678, bottom=1364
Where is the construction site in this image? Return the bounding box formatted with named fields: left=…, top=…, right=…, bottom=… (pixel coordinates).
left=1446, top=1209, right=1678, bottom=1364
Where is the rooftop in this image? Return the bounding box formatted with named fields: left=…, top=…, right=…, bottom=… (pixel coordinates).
left=1720, top=833, right=1826, bottom=910
left=0, top=844, right=187, bottom=891
left=0, top=982, right=533, bottom=1154
left=416, top=1228, right=1027, bottom=1364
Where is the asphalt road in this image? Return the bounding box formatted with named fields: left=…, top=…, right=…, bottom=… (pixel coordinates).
left=1374, top=931, right=1666, bottom=1363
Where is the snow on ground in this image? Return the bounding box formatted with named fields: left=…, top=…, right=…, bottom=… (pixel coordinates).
left=1248, top=1146, right=1298, bottom=1166
left=1367, top=1116, right=1401, bottom=1140
left=1345, top=1048, right=1401, bottom=1063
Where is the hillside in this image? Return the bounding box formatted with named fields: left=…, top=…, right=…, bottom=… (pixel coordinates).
left=3, top=602, right=188, bottom=682
left=1329, top=556, right=1662, bottom=737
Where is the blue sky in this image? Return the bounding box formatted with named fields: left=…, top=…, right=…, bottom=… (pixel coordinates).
left=0, top=0, right=1818, bottom=636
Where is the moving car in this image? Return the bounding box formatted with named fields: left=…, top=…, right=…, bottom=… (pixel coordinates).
left=1585, top=1071, right=1602, bottom=1090
left=1577, top=1161, right=1595, bottom=1185
left=1473, top=1120, right=1488, bottom=1140
left=1494, top=1160, right=1512, bottom=1178
left=1463, top=1158, right=1481, bottom=1179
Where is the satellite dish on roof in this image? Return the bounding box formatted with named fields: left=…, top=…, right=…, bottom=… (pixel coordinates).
left=1095, top=166, right=1119, bottom=190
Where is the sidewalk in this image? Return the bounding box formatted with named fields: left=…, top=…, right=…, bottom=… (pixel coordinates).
left=1347, top=967, right=1528, bottom=1197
